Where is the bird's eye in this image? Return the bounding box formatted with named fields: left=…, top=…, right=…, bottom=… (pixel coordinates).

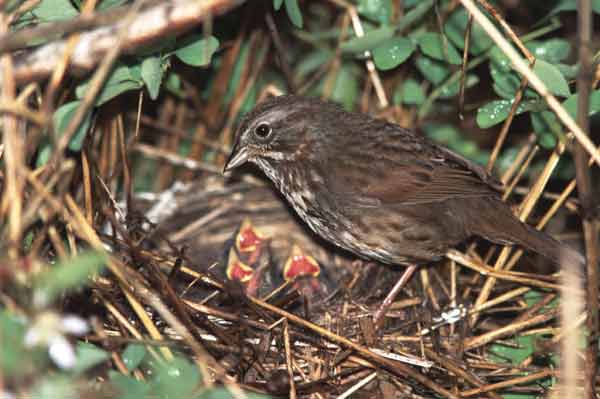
left=254, top=122, right=272, bottom=139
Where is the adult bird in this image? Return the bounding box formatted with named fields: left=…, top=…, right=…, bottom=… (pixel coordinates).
left=224, top=94, right=583, bottom=327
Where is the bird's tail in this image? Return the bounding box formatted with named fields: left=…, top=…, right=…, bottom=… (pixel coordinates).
left=458, top=198, right=585, bottom=269
left=508, top=222, right=585, bottom=269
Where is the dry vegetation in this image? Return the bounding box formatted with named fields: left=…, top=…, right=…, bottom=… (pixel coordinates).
left=0, top=0, right=599, bottom=398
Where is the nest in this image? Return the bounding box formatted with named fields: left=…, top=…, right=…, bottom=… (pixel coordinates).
left=90, top=173, right=570, bottom=398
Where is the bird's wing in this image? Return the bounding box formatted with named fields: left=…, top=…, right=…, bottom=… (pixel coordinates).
left=327, top=138, right=501, bottom=206
left=362, top=162, right=497, bottom=205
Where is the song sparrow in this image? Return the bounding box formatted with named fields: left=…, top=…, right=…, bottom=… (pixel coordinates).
left=224, top=95, right=582, bottom=272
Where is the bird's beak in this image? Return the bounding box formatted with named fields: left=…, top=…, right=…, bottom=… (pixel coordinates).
left=223, top=143, right=250, bottom=174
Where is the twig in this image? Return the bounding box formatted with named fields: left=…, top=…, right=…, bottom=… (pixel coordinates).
left=459, top=0, right=600, bottom=167
left=461, top=369, right=556, bottom=397
left=464, top=308, right=559, bottom=350
left=0, top=100, right=47, bottom=125
left=560, top=253, right=585, bottom=398
left=424, top=349, right=503, bottom=399
left=347, top=6, right=388, bottom=107
left=447, top=250, right=562, bottom=291
left=44, top=0, right=146, bottom=177
left=265, top=12, right=297, bottom=93
left=4, top=0, right=246, bottom=85
left=132, top=143, right=221, bottom=174
left=475, top=0, right=534, bottom=62
left=573, top=1, right=599, bottom=397
left=472, top=139, right=567, bottom=322
left=337, top=372, right=377, bottom=399
left=283, top=320, right=297, bottom=399
left=0, top=13, right=21, bottom=259
left=248, top=296, right=460, bottom=399
left=458, top=13, right=472, bottom=119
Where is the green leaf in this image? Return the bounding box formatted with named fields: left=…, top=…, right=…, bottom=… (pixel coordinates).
left=141, top=56, right=164, bottom=100
left=524, top=290, right=546, bottom=307
left=224, top=41, right=253, bottom=103
left=489, top=45, right=512, bottom=72
left=394, top=78, right=425, bottom=105
left=32, top=376, right=77, bottom=399
left=284, top=0, right=303, bottom=28
left=491, top=51, right=570, bottom=98
left=0, top=311, right=27, bottom=376
left=437, top=74, right=479, bottom=99
left=476, top=99, right=538, bottom=128
left=424, top=123, right=488, bottom=163
left=489, top=335, right=538, bottom=365
left=372, top=37, right=415, bottom=70
left=97, top=0, right=127, bottom=11
left=490, top=64, right=538, bottom=100
left=12, top=11, right=37, bottom=31
left=555, top=63, right=578, bottom=79
left=490, top=65, right=521, bottom=99
left=531, top=111, right=562, bottom=149
left=490, top=53, right=568, bottom=100
left=53, top=101, right=93, bottom=151
left=538, top=132, right=558, bottom=149
left=527, top=91, right=600, bottom=147
left=122, top=344, right=146, bottom=371
left=175, top=35, right=220, bottom=67
left=36, top=141, right=53, bottom=167
left=32, top=0, right=78, bottom=22
left=340, top=26, right=395, bottom=53
left=424, top=123, right=460, bottom=143
left=396, top=0, right=434, bottom=32
left=532, top=59, right=570, bottom=97
left=110, top=372, right=151, bottom=399
left=331, top=65, right=359, bottom=110
left=97, top=80, right=142, bottom=106
left=34, top=251, right=106, bottom=306
left=562, top=89, right=600, bottom=119
left=238, top=83, right=258, bottom=116
left=76, top=65, right=142, bottom=106
left=532, top=110, right=562, bottom=135
left=164, top=72, right=184, bottom=97
left=417, top=32, right=462, bottom=65
left=357, top=0, right=392, bottom=24
left=135, top=37, right=177, bottom=57
left=526, top=39, right=571, bottom=63
left=295, top=49, right=332, bottom=78
left=72, top=342, right=109, bottom=374
left=531, top=109, right=558, bottom=133
left=92, top=64, right=134, bottom=89
left=444, top=8, right=493, bottom=55
left=273, top=0, right=283, bottom=10
left=414, top=55, right=450, bottom=85
left=545, top=0, right=600, bottom=18
left=151, top=357, right=200, bottom=398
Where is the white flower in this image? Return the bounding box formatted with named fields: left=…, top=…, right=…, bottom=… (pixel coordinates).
left=1, top=390, right=16, bottom=399
left=24, top=312, right=89, bottom=370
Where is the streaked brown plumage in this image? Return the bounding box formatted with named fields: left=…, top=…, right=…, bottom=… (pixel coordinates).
left=224, top=94, right=583, bottom=269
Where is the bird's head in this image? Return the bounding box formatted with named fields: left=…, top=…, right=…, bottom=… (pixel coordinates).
left=223, top=95, right=340, bottom=174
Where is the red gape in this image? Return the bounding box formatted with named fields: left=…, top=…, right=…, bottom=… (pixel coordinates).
left=226, top=248, right=253, bottom=283
left=236, top=218, right=264, bottom=254
left=283, top=245, right=320, bottom=281
left=236, top=218, right=266, bottom=265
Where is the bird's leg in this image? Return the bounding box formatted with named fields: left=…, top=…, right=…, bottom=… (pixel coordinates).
left=372, top=264, right=418, bottom=331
